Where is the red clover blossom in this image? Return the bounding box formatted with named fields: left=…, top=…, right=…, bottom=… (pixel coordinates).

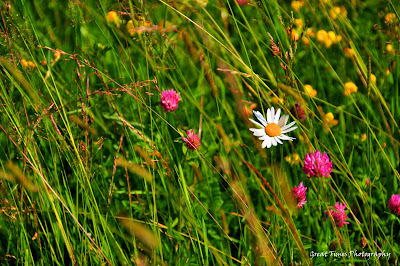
left=303, top=150, right=333, bottom=178
left=291, top=182, right=307, bottom=209
left=325, top=202, right=349, bottom=228
left=182, top=129, right=201, bottom=150
left=160, top=89, right=180, bottom=112
left=388, top=194, right=400, bottom=215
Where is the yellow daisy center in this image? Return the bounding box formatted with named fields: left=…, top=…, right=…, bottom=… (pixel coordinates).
left=265, top=123, right=281, bottom=137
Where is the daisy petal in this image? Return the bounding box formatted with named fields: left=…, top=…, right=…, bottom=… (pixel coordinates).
left=274, top=109, right=281, bottom=124
left=281, top=121, right=296, bottom=131
left=271, top=137, right=277, bottom=146
left=278, top=115, right=289, bottom=127
left=267, top=108, right=272, bottom=124
left=282, top=126, right=298, bottom=134
left=270, top=107, right=275, bottom=123
left=266, top=137, right=272, bottom=148
left=250, top=128, right=266, bottom=136
left=278, top=134, right=295, bottom=141
left=253, top=111, right=268, bottom=126
left=275, top=137, right=283, bottom=144
left=249, top=118, right=264, bottom=128
left=262, top=139, right=268, bottom=148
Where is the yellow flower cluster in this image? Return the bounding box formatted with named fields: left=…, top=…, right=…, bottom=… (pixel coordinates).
left=126, top=17, right=152, bottom=36
left=304, top=84, right=317, bottom=97
left=291, top=0, right=305, bottom=12
left=285, top=153, right=301, bottom=165
left=316, top=30, right=342, bottom=48
left=385, top=13, right=397, bottom=23
left=271, top=96, right=284, bottom=105
left=344, top=47, right=354, bottom=58
left=370, top=74, right=376, bottom=84
left=360, top=133, right=367, bottom=142
left=294, top=18, right=303, bottom=29
left=21, top=59, right=36, bottom=69
left=107, top=11, right=122, bottom=28
left=325, top=112, right=339, bottom=127
left=343, top=81, right=358, bottom=96
left=329, top=6, right=348, bottom=20
left=306, top=28, right=314, bottom=37
left=126, top=20, right=134, bottom=35
left=291, top=30, right=300, bottom=42
left=290, top=19, right=312, bottom=45
left=21, top=51, right=61, bottom=69
left=318, top=106, right=339, bottom=131
left=386, top=44, right=395, bottom=55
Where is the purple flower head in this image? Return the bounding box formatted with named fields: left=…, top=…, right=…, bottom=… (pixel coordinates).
left=325, top=202, right=349, bottom=228
left=160, top=90, right=180, bottom=112
left=236, top=0, right=249, bottom=5
left=388, top=194, right=400, bottom=215
left=292, top=102, right=307, bottom=121
left=182, top=129, right=201, bottom=150
left=291, top=182, right=307, bottom=209
left=303, top=150, right=333, bottom=178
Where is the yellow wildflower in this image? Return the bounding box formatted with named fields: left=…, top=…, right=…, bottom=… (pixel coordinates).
left=324, top=39, right=333, bottom=48
left=385, top=13, right=397, bottom=23
left=291, top=1, right=305, bottom=12
left=306, top=28, right=314, bottom=37
left=386, top=44, right=395, bottom=55
left=344, top=47, right=354, bottom=57
left=316, top=30, right=341, bottom=48
left=126, top=20, right=134, bottom=36
left=294, top=18, right=303, bottom=29
left=329, top=6, right=347, bottom=20
left=325, top=112, right=339, bottom=127
left=27, top=61, right=36, bottom=68
left=137, top=16, right=152, bottom=27
left=285, top=153, right=301, bottom=165
left=360, top=133, right=367, bottom=142
left=344, top=82, right=358, bottom=96
left=291, top=30, right=300, bottom=42
left=106, top=11, right=121, bottom=28
left=329, top=7, right=340, bottom=20
left=334, top=35, right=342, bottom=44
left=302, top=36, right=309, bottom=45
left=271, top=96, right=284, bottom=105
left=370, top=74, right=376, bottom=84
left=20, top=59, right=29, bottom=68
left=316, top=30, right=328, bottom=43
left=328, top=31, right=336, bottom=42
left=107, top=11, right=118, bottom=22
left=304, top=84, right=317, bottom=97
left=318, top=106, right=338, bottom=131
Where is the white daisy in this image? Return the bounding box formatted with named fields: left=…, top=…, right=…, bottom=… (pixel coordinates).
left=249, top=107, right=297, bottom=148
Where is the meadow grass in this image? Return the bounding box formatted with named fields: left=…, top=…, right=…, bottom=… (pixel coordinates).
left=0, top=0, right=399, bottom=265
